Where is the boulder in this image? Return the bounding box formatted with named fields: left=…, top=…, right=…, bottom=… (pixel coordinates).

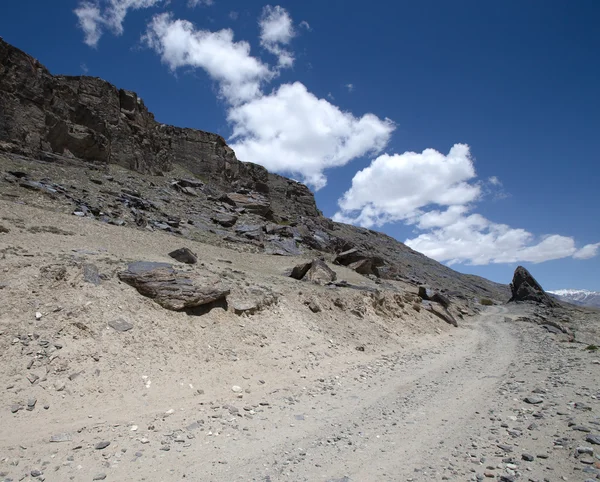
left=211, top=213, right=238, bottom=228
left=422, top=301, right=458, bottom=327
left=418, top=286, right=450, bottom=309
left=290, top=261, right=312, bottom=280
left=168, top=247, right=197, bottom=264
left=509, top=266, right=557, bottom=306
left=264, top=238, right=302, bottom=256
left=305, top=258, right=337, bottom=284
left=334, top=248, right=384, bottom=276
left=225, top=192, right=271, bottom=216
left=118, top=261, right=229, bottom=311
left=235, top=224, right=264, bottom=241
left=289, top=258, right=337, bottom=284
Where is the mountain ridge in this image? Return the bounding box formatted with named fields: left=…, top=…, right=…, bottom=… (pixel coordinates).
left=547, top=289, right=600, bottom=308
left=0, top=37, right=509, bottom=301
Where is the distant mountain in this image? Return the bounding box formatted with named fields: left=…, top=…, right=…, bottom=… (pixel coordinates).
left=547, top=289, right=600, bottom=308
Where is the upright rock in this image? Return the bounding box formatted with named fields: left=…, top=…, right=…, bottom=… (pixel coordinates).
left=509, top=266, right=557, bottom=306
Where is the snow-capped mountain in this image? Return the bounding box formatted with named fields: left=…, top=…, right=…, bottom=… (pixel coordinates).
left=547, top=289, right=600, bottom=308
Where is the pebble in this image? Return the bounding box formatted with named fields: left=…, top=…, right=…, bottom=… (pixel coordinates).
left=231, top=385, right=242, bottom=393
left=95, top=441, right=110, bottom=450
left=577, top=446, right=594, bottom=455
left=521, top=453, right=534, bottom=461
left=586, top=435, right=600, bottom=445
left=523, top=396, right=543, bottom=404
left=49, top=433, right=73, bottom=443
left=92, top=474, right=107, bottom=481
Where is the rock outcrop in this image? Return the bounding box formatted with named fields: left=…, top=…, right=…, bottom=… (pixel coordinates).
left=509, top=266, right=557, bottom=307
left=0, top=38, right=511, bottom=303
left=118, top=261, right=229, bottom=311
left=0, top=38, right=320, bottom=221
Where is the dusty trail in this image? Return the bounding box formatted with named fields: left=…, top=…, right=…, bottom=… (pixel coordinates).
left=3, top=296, right=599, bottom=482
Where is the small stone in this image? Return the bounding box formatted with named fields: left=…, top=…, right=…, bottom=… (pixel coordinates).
left=27, top=373, right=39, bottom=384
left=50, top=433, right=72, bottom=443
left=577, top=447, right=594, bottom=455
left=30, top=469, right=42, bottom=477
left=523, top=397, right=543, bottom=404
left=108, top=318, right=133, bottom=332
left=573, top=425, right=592, bottom=432
left=160, top=446, right=170, bottom=451
left=93, top=474, right=107, bottom=481
left=26, top=398, right=37, bottom=411
left=231, top=385, right=242, bottom=393
left=139, top=438, right=149, bottom=444
left=308, top=300, right=321, bottom=313
left=95, top=441, right=110, bottom=450
left=10, top=405, right=21, bottom=414
left=585, top=435, right=600, bottom=445
left=522, top=453, right=534, bottom=461
left=35, top=312, right=42, bottom=320
left=497, top=444, right=513, bottom=453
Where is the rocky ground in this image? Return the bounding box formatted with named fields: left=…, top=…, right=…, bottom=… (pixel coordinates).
left=0, top=201, right=599, bottom=482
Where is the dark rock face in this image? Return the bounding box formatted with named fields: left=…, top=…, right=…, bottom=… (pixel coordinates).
left=0, top=38, right=320, bottom=221
left=334, top=248, right=384, bottom=277
left=509, top=266, right=557, bottom=306
left=168, top=247, right=198, bottom=265
left=118, top=261, right=229, bottom=311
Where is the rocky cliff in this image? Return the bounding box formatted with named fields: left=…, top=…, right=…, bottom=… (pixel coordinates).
left=0, top=38, right=319, bottom=221
left=0, top=38, right=509, bottom=301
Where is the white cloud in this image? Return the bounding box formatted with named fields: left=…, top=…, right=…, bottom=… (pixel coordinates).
left=259, top=5, right=295, bottom=68
left=228, top=82, right=395, bottom=190
left=299, top=20, right=311, bottom=31
left=75, top=0, right=163, bottom=47
left=488, top=175, right=501, bottom=186
left=345, top=83, right=354, bottom=92
left=188, top=0, right=213, bottom=7
left=334, top=144, right=597, bottom=265
left=573, top=243, right=600, bottom=260
left=229, top=11, right=239, bottom=20
left=143, top=13, right=273, bottom=104
left=143, top=13, right=394, bottom=189
left=335, top=144, right=480, bottom=226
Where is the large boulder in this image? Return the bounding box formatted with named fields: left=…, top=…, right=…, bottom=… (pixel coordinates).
left=334, top=248, right=384, bottom=277
left=118, top=262, right=229, bottom=311
left=509, top=266, right=557, bottom=306
left=289, top=258, right=337, bottom=284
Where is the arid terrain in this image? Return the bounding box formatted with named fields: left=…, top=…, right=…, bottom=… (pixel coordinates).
left=1, top=37, right=600, bottom=482
left=1, top=201, right=599, bottom=482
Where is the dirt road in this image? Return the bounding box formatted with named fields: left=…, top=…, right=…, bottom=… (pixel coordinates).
left=2, top=304, right=599, bottom=481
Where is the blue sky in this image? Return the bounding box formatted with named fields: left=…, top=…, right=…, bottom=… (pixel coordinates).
left=1, top=0, right=599, bottom=290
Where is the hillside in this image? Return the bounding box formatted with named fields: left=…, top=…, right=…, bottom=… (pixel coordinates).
left=1, top=37, right=600, bottom=482
left=0, top=37, right=507, bottom=302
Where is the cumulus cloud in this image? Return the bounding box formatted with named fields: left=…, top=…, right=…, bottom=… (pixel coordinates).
left=334, top=144, right=597, bottom=265
left=75, top=0, right=163, bottom=47
left=143, top=13, right=273, bottom=104
left=229, top=82, right=395, bottom=189
left=335, top=144, right=480, bottom=226
left=573, top=243, right=600, bottom=260
left=259, top=5, right=295, bottom=68
left=345, top=83, right=354, bottom=92
left=143, top=11, right=394, bottom=189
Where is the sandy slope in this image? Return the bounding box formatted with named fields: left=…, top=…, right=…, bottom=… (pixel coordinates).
left=1, top=202, right=599, bottom=482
